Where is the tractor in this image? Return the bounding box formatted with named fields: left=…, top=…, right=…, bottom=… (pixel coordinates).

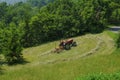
left=59, top=39, right=77, bottom=50
left=53, top=39, right=77, bottom=53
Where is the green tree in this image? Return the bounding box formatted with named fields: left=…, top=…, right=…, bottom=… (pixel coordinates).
left=109, top=9, right=120, bottom=25
left=24, top=0, right=109, bottom=47
left=27, top=0, right=54, bottom=8
left=0, top=23, right=24, bottom=64
left=0, top=2, right=7, bottom=21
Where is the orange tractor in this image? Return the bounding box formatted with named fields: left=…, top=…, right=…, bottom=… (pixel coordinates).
left=53, top=39, right=77, bottom=53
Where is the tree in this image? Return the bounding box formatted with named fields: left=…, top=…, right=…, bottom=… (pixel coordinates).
left=27, top=0, right=54, bottom=8
left=105, top=0, right=120, bottom=25
left=0, top=23, right=24, bottom=64
left=0, top=2, right=7, bottom=21
left=109, top=9, right=120, bottom=25
left=23, top=0, right=109, bottom=47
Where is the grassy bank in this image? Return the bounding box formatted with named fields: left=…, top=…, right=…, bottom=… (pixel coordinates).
left=0, top=31, right=120, bottom=80
left=76, top=31, right=120, bottom=80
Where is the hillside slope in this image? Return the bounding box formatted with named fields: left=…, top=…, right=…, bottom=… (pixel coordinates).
left=1, top=31, right=120, bottom=80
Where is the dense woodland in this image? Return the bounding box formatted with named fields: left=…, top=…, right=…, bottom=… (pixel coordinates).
left=0, top=0, right=120, bottom=64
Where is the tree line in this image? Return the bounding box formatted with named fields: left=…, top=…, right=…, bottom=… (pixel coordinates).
left=0, top=0, right=120, bottom=64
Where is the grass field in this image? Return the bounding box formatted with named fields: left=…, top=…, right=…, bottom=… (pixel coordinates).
left=0, top=31, right=120, bottom=80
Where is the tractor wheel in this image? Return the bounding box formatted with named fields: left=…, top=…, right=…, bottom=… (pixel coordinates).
left=64, top=44, right=71, bottom=50
left=72, top=42, right=77, bottom=47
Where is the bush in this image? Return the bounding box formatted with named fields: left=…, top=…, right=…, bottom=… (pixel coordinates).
left=0, top=23, right=24, bottom=64
left=116, top=31, right=120, bottom=48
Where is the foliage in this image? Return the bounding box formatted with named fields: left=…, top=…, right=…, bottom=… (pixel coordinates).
left=108, top=0, right=120, bottom=25
left=0, top=2, right=8, bottom=22
left=0, top=23, right=24, bottom=64
left=24, top=0, right=109, bottom=47
left=116, top=31, right=120, bottom=48
left=27, top=0, right=54, bottom=8
left=110, top=9, right=120, bottom=25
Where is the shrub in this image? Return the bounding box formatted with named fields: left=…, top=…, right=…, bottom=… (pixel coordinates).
left=0, top=23, right=24, bottom=64
left=116, top=31, right=120, bottom=48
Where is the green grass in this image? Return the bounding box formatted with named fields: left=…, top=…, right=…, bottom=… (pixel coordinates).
left=0, top=31, right=120, bottom=80
left=105, top=30, right=118, bottom=40
left=76, top=31, right=120, bottom=80
left=76, top=72, right=120, bottom=80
